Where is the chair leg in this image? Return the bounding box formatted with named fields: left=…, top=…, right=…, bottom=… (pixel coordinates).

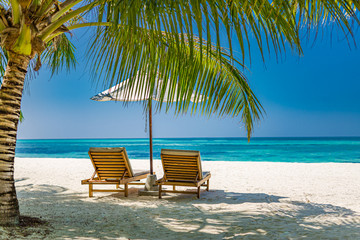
left=197, top=187, right=200, bottom=198
left=206, top=180, right=209, bottom=191
left=124, top=183, right=128, bottom=197
left=159, top=185, right=162, bottom=199
left=89, top=184, right=93, bottom=197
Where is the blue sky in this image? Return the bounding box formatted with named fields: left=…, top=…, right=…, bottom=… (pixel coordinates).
left=17, top=28, right=360, bottom=139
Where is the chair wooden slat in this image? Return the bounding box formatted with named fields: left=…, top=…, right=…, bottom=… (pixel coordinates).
left=163, top=158, right=197, bottom=161
left=163, top=160, right=197, bottom=163
left=90, top=152, right=123, bottom=156
left=163, top=161, right=197, bottom=165
left=162, top=156, right=198, bottom=159
left=91, top=155, right=125, bottom=159
left=97, top=167, right=126, bottom=170
left=93, top=162, right=126, bottom=165
left=162, top=156, right=198, bottom=160
left=166, top=176, right=197, bottom=179
left=92, top=158, right=125, bottom=162
left=166, top=175, right=197, bottom=178
left=96, top=164, right=125, bottom=167
left=163, top=166, right=198, bottom=170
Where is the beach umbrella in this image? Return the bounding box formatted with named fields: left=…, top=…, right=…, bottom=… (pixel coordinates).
left=91, top=73, right=203, bottom=175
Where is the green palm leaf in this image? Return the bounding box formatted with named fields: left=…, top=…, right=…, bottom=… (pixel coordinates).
left=97, top=0, right=301, bottom=63
left=89, top=25, right=264, bottom=138
left=42, top=34, right=77, bottom=76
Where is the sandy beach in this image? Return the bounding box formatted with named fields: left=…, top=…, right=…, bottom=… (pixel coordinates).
left=1, top=158, right=359, bottom=239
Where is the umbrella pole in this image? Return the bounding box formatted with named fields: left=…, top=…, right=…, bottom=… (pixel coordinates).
left=149, top=100, right=153, bottom=175
left=139, top=100, right=158, bottom=195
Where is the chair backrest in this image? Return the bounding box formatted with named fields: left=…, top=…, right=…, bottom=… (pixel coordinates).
left=161, top=149, right=203, bottom=181
left=89, top=147, right=134, bottom=180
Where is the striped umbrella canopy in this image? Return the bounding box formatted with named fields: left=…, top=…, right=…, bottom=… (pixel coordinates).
left=91, top=73, right=203, bottom=175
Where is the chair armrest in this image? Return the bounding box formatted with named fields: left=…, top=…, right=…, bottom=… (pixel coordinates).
left=81, top=178, right=91, bottom=185
left=156, top=178, right=165, bottom=185
left=197, top=173, right=211, bottom=187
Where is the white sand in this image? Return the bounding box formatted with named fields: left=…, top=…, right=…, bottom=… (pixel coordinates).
left=2, top=158, right=360, bottom=239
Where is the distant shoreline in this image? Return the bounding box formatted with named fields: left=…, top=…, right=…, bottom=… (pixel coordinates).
left=17, top=136, right=360, bottom=141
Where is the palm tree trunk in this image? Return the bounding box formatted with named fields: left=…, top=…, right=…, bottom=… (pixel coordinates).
left=0, top=52, right=30, bottom=226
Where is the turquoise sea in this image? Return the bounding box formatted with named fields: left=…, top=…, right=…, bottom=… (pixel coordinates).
left=15, top=137, right=360, bottom=163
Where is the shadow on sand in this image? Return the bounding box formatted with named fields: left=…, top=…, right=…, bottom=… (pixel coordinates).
left=3, top=184, right=360, bottom=239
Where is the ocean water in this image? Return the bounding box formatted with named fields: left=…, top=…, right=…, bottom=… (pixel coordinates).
left=15, top=137, right=360, bottom=163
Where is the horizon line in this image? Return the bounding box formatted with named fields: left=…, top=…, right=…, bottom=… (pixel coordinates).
left=17, top=136, right=360, bottom=141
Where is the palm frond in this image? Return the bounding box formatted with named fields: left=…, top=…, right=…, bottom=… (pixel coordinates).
left=290, top=0, right=360, bottom=45
left=97, top=0, right=300, bottom=64
left=89, top=26, right=263, bottom=138
left=42, top=33, right=77, bottom=76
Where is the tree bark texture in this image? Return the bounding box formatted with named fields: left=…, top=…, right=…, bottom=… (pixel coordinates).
left=0, top=52, right=30, bottom=225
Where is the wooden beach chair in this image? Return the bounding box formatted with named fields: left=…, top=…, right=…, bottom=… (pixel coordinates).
left=81, top=147, right=150, bottom=197
left=156, top=149, right=211, bottom=199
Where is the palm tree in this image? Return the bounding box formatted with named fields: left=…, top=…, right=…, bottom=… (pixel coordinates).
left=0, top=0, right=358, bottom=226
